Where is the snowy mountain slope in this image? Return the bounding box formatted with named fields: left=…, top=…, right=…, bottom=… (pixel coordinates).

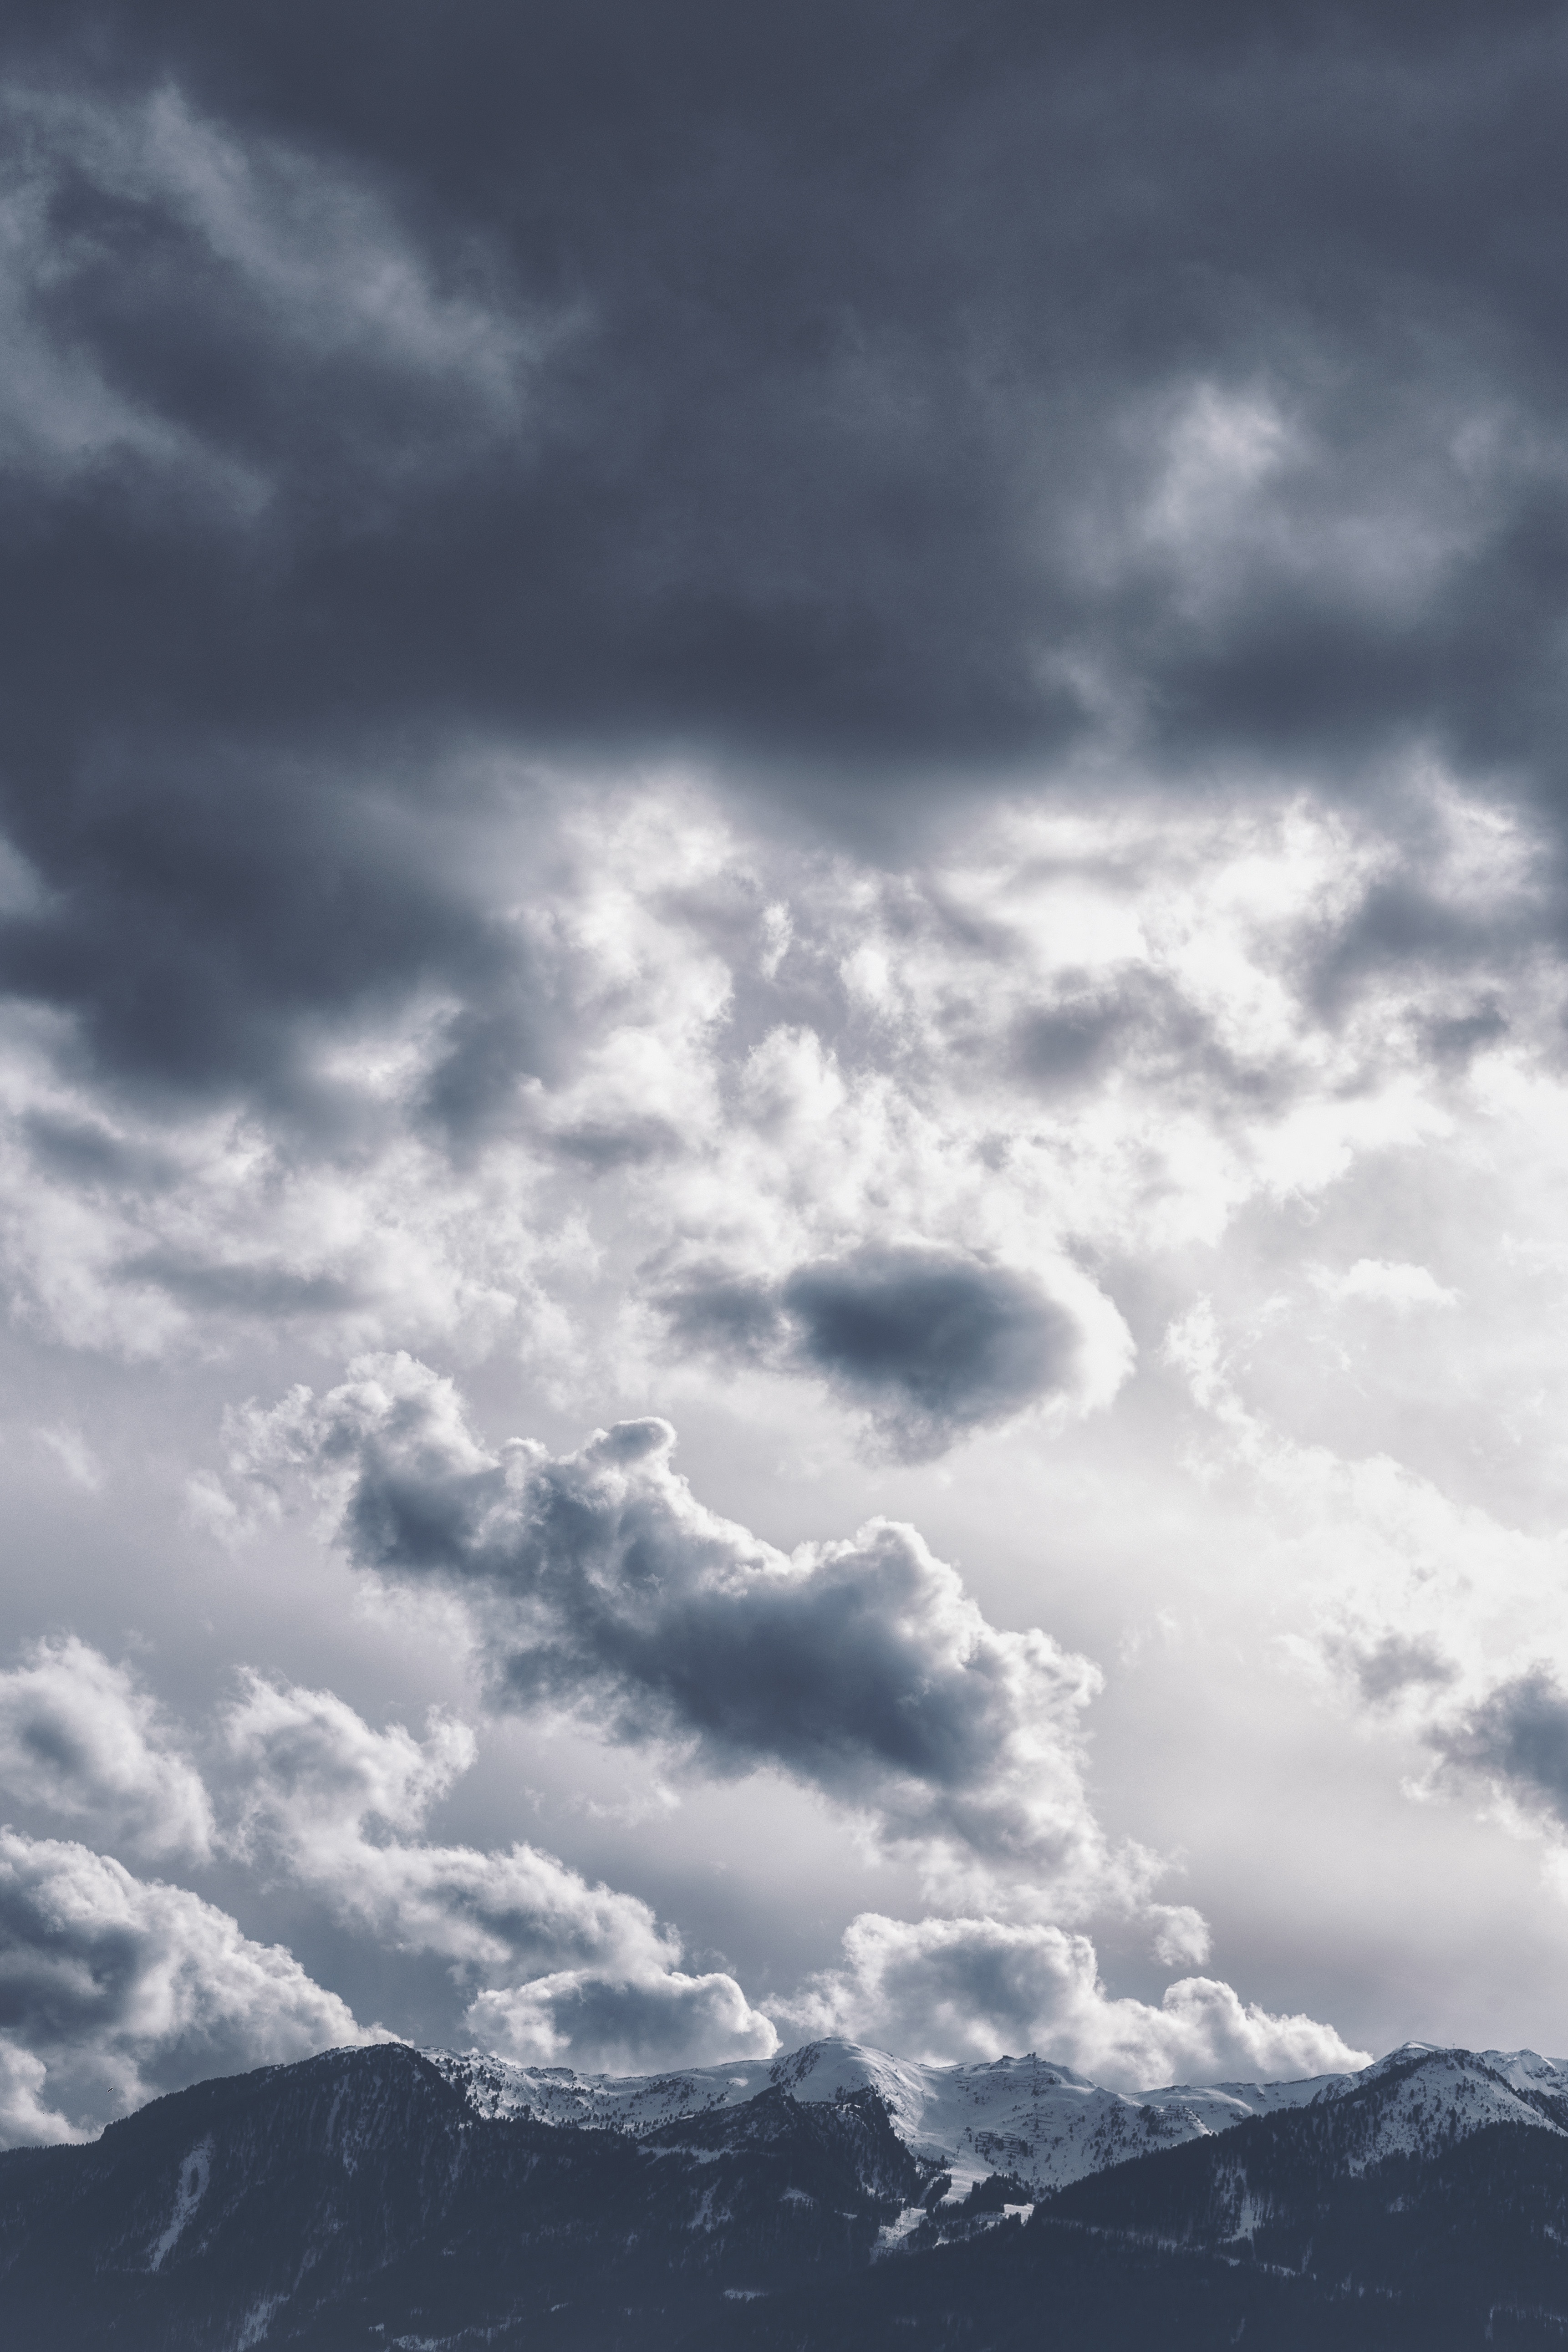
left=1480, top=2046, right=1568, bottom=2093
left=1039, top=2047, right=1568, bottom=2288
left=424, top=2045, right=782, bottom=2131
left=1313, top=2044, right=1568, bottom=2172
left=775, top=2043, right=1219, bottom=2197
left=425, top=2040, right=1194, bottom=2193
left=424, top=2036, right=1568, bottom=2199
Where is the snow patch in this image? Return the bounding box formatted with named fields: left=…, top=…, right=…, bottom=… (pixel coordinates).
left=148, top=2137, right=212, bottom=2271
left=236, top=2293, right=284, bottom=2347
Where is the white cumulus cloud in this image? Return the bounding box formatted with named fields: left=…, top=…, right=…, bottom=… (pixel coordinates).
left=781, top=1912, right=1368, bottom=2091
left=1313, top=1259, right=1459, bottom=1310
left=224, top=1672, right=776, bottom=2070
left=0, top=1636, right=214, bottom=1862
left=0, top=1827, right=373, bottom=2145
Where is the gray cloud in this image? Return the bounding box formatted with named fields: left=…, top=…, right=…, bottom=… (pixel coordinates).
left=0, top=4, right=1560, bottom=1140
left=1009, top=967, right=1299, bottom=1109
left=0, top=1636, right=214, bottom=1861
left=223, top=1671, right=776, bottom=2067
left=0, top=1826, right=370, bottom=2143
left=662, top=1245, right=1082, bottom=1458
left=1430, top=1667, right=1568, bottom=1826
left=2, top=2, right=1555, bottom=792
left=118, top=1252, right=363, bottom=1319
left=783, top=1250, right=1078, bottom=1451
left=1323, top=1629, right=1459, bottom=1710
left=0, top=0, right=1553, bottom=2107
left=229, top=1355, right=1118, bottom=1901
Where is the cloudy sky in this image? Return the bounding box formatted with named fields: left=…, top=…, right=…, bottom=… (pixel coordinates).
left=5, top=0, right=1568, bottom=2145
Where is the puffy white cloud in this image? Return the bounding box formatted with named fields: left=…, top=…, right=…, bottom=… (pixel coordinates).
left=1148, top=1903, right=1213, bottom=1970
left=224, top=1673, right=775, bottom=2069
left=0, top=2041, right=76, bottom=2147
left=0, top=1828, right=372, bottom=2145
left=465, top=1968, right=776, bottom=2073
left=0, top=769, right=1556, bottom=2083
left=228, top=1361, right=1125, bottom=1908
left=781, top=1912, right=1368, bottom=2091
left=0, top=1637, right=214, bottom=1862
left=226, top=1671, right=475, bottom=1857
left=1312, top=1259, right=1459, bottom=1311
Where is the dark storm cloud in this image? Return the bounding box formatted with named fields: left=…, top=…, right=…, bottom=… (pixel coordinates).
left=783, top=1250, right=1073, bottom=1420
left=1431, top=1667, right=1568, bottom=1825
left=234, top=1358, right=1112, bottom=1888
left=662, top=1246, right=1080, bottom=1459
left=1, top=0, right=1567, bottom=1107
left=0, top=738, right=549, bottom=1130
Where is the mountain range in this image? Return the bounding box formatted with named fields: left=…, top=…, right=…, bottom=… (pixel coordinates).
left=5, top=2034, right=1568, bottom=2347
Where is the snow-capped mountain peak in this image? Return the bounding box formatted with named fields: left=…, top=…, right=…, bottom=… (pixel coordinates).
left=421, top=2035, right=1568, bottom=2200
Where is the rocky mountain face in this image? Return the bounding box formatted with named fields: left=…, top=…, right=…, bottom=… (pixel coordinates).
left=5, top=2037, right=1568, bottom=2347
left=0, top=2043, right=921, bottom=2350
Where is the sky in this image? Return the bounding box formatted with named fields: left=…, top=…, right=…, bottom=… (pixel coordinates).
left=3, top=0, right=1568, bottom=2146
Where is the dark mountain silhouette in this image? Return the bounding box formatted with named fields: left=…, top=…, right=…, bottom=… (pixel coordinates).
left=0, top=2043, right=920, bottom=2349
left=7, top=2040, right=1568, bottom=2347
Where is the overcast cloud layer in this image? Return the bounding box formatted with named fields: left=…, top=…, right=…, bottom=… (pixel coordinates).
left=2, top=0, right=1568, bottom=2143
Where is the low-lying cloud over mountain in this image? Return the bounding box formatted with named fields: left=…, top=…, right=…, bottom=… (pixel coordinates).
left=0, top=1633, right=1359, bottom=2133
left=0, top=1827, right=371, bottom=2143
left=781, top=1912, right=1364, bottom=2085
left=225, top=1670, right=777, bottom=2069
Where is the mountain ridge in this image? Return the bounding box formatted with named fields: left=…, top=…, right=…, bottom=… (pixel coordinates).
left=423, top=2030, right=1568, bottom=2199
left=6, top=2034, right=1568, bottom=2347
